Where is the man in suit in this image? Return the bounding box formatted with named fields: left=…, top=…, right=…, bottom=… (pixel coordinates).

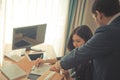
left=50, top=0, right=120, bottom=80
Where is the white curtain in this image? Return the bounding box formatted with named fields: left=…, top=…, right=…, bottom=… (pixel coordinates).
left=0, top=0, right=5, bottom=66
left=3, top=0, right=69, bottom=57
left=82, top=0, right=97, bottom=33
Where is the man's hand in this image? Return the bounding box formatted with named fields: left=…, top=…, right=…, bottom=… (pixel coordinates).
left=50, top=61, right=62, bottom=73
left=50, top=61, right=73, bottom=80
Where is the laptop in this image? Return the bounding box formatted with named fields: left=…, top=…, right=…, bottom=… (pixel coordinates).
left=0, top=63, right=27, bottom=80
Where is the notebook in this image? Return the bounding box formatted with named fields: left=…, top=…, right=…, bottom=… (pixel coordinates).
left=30, top=63, right=50, bottom=76
left=0, top=63, right=27, bottom=80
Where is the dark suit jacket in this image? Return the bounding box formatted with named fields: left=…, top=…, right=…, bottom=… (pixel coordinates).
left=60, top=15, right=120, bottom=80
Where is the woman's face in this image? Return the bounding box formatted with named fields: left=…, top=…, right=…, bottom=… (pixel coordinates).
left=72, top=34, right=85, bottom=48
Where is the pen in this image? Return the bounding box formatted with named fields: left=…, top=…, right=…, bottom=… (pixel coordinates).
left=32, top=66, right=36, bottom=71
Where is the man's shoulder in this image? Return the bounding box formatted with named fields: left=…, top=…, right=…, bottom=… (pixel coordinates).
left=95, top=23, right=120, bottom=34
left=95, top=15, right=120, bottom=33
left=95, top=25, right=110, bottom=33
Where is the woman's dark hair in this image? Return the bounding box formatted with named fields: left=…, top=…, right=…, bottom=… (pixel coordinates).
left=92, top=0, right=120, bottom=17
left=67, top=25, right=93, bottom=51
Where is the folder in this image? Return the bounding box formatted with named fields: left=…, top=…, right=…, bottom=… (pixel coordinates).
left=0, top=63, right=26, bottom=80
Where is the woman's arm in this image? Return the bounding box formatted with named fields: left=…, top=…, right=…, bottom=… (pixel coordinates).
left=44, top=57, right=62, bottom=64
left=44, top=58, right=57, bottom=64
left=35, top=57, right=62, bottom=66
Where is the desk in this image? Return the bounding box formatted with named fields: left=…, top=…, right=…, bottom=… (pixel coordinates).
left=0, top=52, right=64, bottom=80
left=37, top=70, right=64, bottom=80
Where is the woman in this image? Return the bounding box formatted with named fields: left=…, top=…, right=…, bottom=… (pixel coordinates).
left=35, top=25, right=93, bottom=80
left=66, top=25, right=93, bottom=80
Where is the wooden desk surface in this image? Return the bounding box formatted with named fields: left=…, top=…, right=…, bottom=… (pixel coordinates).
left=37, top=70, right=64, bottom=80
left=0, top=55, right=64, bottom=80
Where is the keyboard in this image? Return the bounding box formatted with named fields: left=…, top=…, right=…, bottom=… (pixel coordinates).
left=5, top=53, right=21, bottom=62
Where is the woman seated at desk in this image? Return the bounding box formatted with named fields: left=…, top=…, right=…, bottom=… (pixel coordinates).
left=35, top=25, right=93, bottom=80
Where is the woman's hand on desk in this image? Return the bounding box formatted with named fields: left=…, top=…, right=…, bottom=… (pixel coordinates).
left=35, top=58, right=45, bottom=67
left=35, top=58, right=57, bottom=67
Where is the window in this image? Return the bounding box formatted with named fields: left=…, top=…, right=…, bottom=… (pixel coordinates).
left=2, top=0, right=69, bottom=58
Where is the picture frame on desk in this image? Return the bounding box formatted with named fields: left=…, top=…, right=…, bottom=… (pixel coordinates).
left=26, top=52, right=43, bottom=61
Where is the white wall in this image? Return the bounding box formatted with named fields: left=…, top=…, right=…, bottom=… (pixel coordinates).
left=0, top=0, right=5, bottom=66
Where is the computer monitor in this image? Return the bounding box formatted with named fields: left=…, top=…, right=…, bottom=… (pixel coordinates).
left=12, top=24, right=47, bottom=51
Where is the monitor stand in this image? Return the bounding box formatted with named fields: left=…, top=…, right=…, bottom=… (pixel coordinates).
left=25, top=47, right=43, bottom=52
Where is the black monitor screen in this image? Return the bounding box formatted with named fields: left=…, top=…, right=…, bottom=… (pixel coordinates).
left=12, top=24, right=47, bottom=50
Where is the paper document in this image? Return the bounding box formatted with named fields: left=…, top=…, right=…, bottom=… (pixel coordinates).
left=30, top=63, right=50, bottom=75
